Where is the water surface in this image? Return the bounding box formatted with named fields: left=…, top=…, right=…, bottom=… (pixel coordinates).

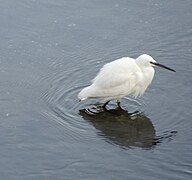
left=0, top=0, right=192, bottom=179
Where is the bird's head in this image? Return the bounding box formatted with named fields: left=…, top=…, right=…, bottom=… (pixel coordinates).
left=136, top=54, right=176, bottom=72
left=136, top=54, right=156, bottom=67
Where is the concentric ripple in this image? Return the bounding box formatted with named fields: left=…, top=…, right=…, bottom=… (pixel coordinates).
left=40, top=63, right=98, bottom=142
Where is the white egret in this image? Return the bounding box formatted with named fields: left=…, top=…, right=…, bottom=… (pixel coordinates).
left=78, top=54, right=175, bottom=108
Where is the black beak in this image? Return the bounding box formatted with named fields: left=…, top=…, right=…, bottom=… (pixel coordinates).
left=150, top=62, right=176, bottom=72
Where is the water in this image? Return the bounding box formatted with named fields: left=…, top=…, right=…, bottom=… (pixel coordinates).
left=0, top=0, right=192, bottom=179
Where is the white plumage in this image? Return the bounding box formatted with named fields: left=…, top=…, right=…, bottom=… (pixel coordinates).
left=78, top=54, right=175, bottom=107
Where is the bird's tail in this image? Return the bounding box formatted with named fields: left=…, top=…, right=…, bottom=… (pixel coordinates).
left=78, top=85, right=94, bottom=101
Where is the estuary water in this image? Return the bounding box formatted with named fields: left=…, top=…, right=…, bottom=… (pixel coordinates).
left=0, top=0, right=192, bottom=179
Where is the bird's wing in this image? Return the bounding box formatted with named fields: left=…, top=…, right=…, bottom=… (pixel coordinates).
left=92, top=57, right=141, bottom=90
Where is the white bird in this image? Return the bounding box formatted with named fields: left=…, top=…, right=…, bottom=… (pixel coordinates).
left=78, top=54, right=175, bottom=108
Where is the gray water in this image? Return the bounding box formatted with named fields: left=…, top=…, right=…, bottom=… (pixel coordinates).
left=0, top=0, right=192, bottom=179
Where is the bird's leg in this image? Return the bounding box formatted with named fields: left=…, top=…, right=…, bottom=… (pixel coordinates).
left=117, top=100, right=121, bottom=108
left=117, top=100, right=125, bottom=111
left=102, top=101, right=110, bottom=109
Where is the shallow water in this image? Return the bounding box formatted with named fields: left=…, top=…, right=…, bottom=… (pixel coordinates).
left=0, top=0, right=192, bottom=179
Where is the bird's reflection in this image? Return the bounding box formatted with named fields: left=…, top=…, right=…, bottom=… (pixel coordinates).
left=79, top=106, right=157, bottom=150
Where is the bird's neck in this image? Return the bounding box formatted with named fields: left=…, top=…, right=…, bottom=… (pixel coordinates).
left=142, top=67, right=155, bottom=85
